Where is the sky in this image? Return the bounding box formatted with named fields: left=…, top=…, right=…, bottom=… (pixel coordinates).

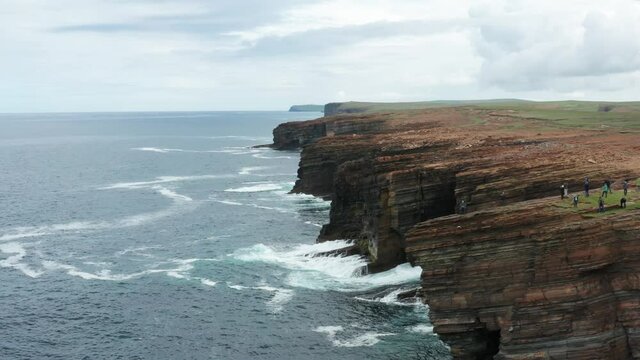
left=1, top=0, right=640, bottom=112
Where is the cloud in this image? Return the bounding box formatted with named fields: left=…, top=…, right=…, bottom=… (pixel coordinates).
left=471, top=0, right=640, bottom=92
left=0, top=0, right=639, bottom=112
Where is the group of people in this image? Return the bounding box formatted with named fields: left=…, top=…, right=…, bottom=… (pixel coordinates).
left=562, top=177, right=634, bottom=213
left=455, top=177, right=635, bottom=215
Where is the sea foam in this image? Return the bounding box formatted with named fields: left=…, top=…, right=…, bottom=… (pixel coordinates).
left=230, top=241, right=422, bottom=292
left=313, top=326, right=395, bottom=347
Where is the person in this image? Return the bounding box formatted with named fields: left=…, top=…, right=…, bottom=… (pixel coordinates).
left=601, top=183, right=609, bottom=198
left=572, top=194, right=579, bottom=208
left=560, top=184, right=566, bottom=200
left=605, top=180, right=612, bottom=194
left=623, top=180, right=629, bottom=196
left=584, top=177, right=590, bottom=197
left=598, top=197, right=605, bottom=212
left=564, top=183, right=569, bottom=198
left=459, top=199, right=467, bottom=214
left=621, top=197, right=627, bottom=209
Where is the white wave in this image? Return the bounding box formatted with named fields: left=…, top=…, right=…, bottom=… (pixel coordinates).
left=209, top=135, right=270, bottom=141
left=256, top=286, right=294, bottom=314
left=0, top=180, right=199, bottom=242
left=0, top=194, right=197, bottom=242
left=248, top=204, right=292, bottom=214
left=227, top=283, right=249, bottom=290
left=210, top=197, right=292, bottom=213
left=252, top=153, right=295, bottom=160
left=152, top=186, right=193, bottom=202
left=230, top=241, right=420, bottom=292
left=0, top=242, right=44, bottom=278
left=314, top=326, right=395, bottom=347
left=132, top=147, right=178, bottom=153
left=198, top=278, right=217, bottom=287
left=407, top=324, right=434, bottom=334
left=40, top=257, right=209, bottom=282
left=102, top=175, right=231, bottom=190
left=305, top=221, right=324, bottom=228
left=224, top=183, right=284, bottom=193
left=83, top=261, right=113, bottom=267
left=116, top=246, right=161, bottom=256
left=238, top=166, right=271, bottom=175
left=226, top=283, right=294, bottom=314
left=354, top=288, right=421, bottom=307
left=210, top=199, right=244, bottom=206
left=0, top=221, right=108, bottom=242
left=133, top=147, right=239, bottom=154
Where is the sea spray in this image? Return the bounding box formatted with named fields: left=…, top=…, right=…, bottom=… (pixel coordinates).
left=229, top=241, right=422, bottom=292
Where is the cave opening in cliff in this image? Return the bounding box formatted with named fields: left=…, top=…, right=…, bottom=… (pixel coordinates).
left=485, top=329, right=500, bottom=359
left=417, top=173, right=458, bottom=222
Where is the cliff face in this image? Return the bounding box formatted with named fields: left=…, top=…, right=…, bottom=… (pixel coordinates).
left=271, top=107, right=640, bottom=358
left=406, top=202, right=640, bottom=359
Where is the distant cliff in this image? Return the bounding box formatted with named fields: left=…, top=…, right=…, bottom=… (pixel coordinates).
left=271, top=101, right=640, bottom=359
left=288, top=104, right=324, bottom=112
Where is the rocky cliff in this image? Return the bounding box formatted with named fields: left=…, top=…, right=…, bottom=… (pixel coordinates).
left=271, top=106, right=640, bottom=359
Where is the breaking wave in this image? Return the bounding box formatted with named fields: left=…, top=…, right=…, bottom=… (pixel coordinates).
left=314, top=326, right=395, bottom=347
left=0, top=242, right=44, bottom=278
left=224, top=183, right=286, bottom=193
left=101, top=175, right=231, bottom=190
left=354, top=287, right=421, bottom=307
left=238, top=166, right=271, bottom=175
left=227, top=283, right=294, bottom=314
left=229, top=241, right=422, bottom=292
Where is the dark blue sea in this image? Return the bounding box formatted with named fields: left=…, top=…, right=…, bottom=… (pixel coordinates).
left=0, top=112, right=449, bottom=359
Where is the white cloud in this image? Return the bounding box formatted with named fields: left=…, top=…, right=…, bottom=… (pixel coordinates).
left=0, top=0, right=638, bottom=111
left=471, top=0, right=640, bottom=94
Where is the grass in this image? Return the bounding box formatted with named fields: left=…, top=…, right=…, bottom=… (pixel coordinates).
left=474, top=101, right=640, bottom=131
left=329, top=99, right=640, bottom=131
left=556, top=184, right=640, bottom=217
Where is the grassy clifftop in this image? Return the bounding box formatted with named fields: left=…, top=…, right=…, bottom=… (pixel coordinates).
left=324, top=99, right=640, bottom=131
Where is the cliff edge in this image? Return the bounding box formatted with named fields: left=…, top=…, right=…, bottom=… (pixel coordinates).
left=271, top=102, right=640, bottom=359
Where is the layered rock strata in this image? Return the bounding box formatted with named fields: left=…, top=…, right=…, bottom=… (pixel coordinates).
left=272, top=108, right=640, bottom=358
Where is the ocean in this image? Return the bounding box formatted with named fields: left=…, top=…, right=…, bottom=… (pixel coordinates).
left=0, top=112, right=449, bottom=359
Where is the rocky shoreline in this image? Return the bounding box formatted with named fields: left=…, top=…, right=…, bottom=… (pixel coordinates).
left=271, top=106, right=640, bottom=359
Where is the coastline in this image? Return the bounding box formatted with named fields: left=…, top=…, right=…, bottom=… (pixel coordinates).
left=271, top=104, right=640, bottom=359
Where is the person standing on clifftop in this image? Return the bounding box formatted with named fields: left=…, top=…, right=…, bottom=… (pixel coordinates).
left=598, top=197, right=605, bottom=212
left=605, top=180, right=612, bottom=194
left=572, top=194, right=579, bottom=208
left=621, top=197, right=627, bottom=208
left=623, top=180, right=629, bottom=196
left=560, top=184, right=566, bottom=199
left=564, top=183, right=569, bottom=198
left=601, top=183, right=609, bottom=198
left=584, top=177, right=590, bottom=197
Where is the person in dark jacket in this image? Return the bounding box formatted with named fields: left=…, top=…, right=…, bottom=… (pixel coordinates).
left=623, top=180, right=629, bottom=196
left=598, top=197, right=605, bottom=212
left=584, top=177, right=590, bottom=197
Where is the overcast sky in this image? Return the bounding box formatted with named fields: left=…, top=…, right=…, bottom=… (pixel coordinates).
left=1, top=0, right=639, bottom=112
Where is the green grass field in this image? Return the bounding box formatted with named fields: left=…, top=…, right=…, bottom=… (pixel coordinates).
left=328, top=99, right=640, bottom=131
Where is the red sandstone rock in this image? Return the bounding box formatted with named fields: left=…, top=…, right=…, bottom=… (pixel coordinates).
left=271, top=107, right=640, bottom=359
